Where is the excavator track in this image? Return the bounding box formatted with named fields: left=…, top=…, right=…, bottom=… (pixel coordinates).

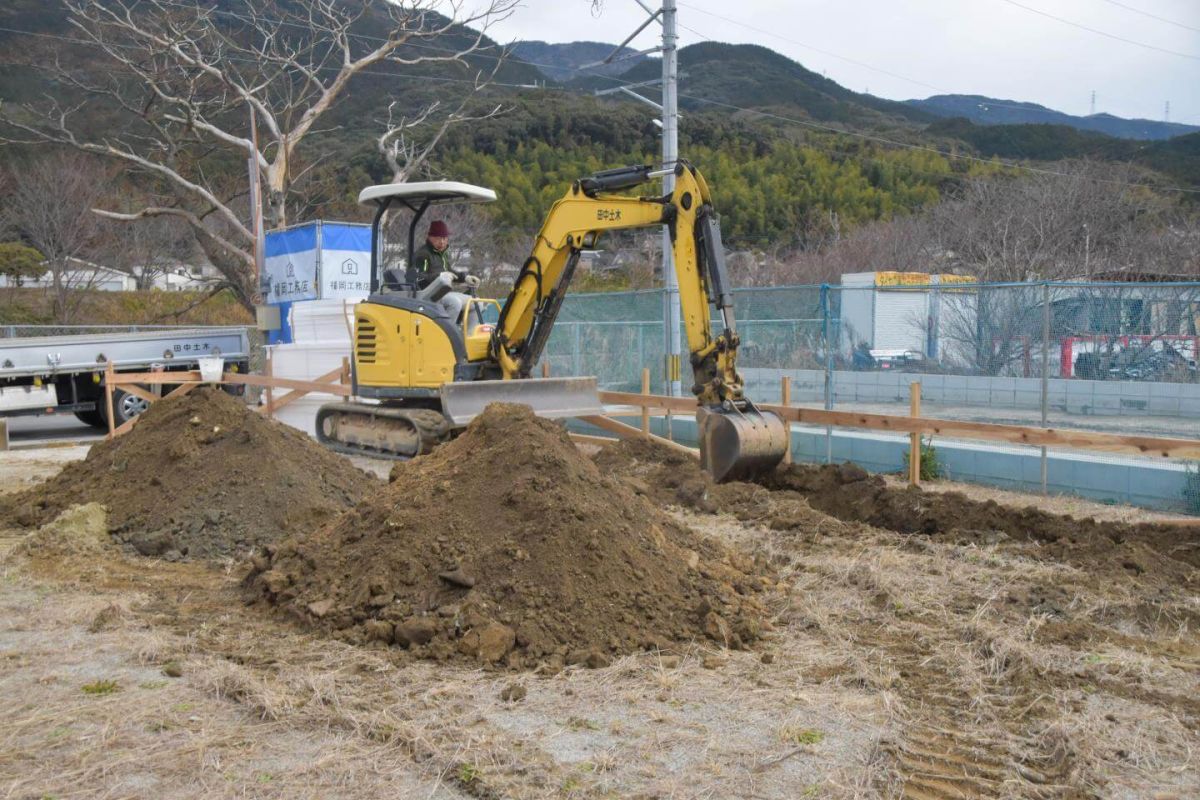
left=315, top=403, right=452, bottom=460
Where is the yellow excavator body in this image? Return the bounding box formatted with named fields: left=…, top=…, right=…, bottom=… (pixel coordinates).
left=352, top=303, right=460, bottom=390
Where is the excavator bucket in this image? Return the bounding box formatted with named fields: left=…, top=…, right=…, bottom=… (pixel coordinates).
left=440, top=376, right=602, bottom=426
left=697, top=404, right=789, bottom=483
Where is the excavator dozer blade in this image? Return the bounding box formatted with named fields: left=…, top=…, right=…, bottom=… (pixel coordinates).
left=440, top=376, right=602, bottom=426
left=697, top=405, right=789, bottom=483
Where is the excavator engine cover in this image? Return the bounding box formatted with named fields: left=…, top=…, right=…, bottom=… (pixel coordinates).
left=697, top=404, right=788, bottom=483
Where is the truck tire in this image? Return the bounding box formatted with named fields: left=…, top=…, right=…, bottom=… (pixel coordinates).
left=105, top=388, right=152, bottom=427
left=74, top=408, right=107, bottom=428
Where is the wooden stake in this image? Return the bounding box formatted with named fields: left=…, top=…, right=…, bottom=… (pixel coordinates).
left=341, top=356, right=351, bottom=402
left=909, top=381, right=922, bottom=487
left=150, top=362, right=165, bottom=398
left=640, top=367, right=651, bottom=434
left=104, top=361, right=116, bottom=439
left=781, top=375, right=792, bottom=464
left=541, top=361, right=550, bottom=378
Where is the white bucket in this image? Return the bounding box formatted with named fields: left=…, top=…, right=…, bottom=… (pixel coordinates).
left=198, top=356, right=225, bottom=383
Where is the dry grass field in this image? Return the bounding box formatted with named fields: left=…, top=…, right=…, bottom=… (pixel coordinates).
left=2, top=440, right=1197, bottom=799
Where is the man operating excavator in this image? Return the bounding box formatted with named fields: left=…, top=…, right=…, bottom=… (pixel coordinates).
left=411, top=219, right=478, bottom=291
left=383, top=217, right=480, bottom=325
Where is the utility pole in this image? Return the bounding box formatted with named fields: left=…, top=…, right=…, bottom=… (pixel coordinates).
left=587, top=0, right=682, bottom=396
left=1165, top=100, right=1171, bottom=123
left=662, top=0, right=681, bottom=397
left=1089, top=90, right=1096, bottom=116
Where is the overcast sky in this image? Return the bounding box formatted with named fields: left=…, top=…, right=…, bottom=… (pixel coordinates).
left=483, top=0, right=1199, bottom=123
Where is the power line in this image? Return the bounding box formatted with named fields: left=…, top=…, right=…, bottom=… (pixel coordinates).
left=46, top=0, right=1194, bottom=128
left=145, top=0, right=628, bottom=87
left=1, top=18, right=1195, bottom=195
left=676, top=0, right=1162, bottom=121
left=673, top=90, right=1200, bottom=194
left=665, top=8, right=1168, bottom=188
left=1095, top=0, right=1200, bottom=34
left=676, top=0, right=945, bottom=94
left=0, top=25, right=540, bottom=91
left=995, top=0, right=1200, bottom=60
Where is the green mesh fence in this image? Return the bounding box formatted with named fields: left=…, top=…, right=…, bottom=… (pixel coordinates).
left=546, top=285, right=829, bottom=391
left=546, top=280, right=1200, bottom=428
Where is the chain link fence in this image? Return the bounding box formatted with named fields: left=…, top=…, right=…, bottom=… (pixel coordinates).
left=549, top=280, right=1200, bottom=513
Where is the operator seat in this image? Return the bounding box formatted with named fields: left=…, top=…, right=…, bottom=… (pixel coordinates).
left=380, top=267, right=410, bottom=293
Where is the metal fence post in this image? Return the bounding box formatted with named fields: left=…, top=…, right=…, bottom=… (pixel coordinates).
left=909, top=381, right=922, bottom=487
left=820, top=284, right=833, bottom=464
left=1040, top=281, right=1050, bottom=495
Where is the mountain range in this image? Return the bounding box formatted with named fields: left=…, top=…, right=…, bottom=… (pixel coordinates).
left=907, top=94, right=1195, bottom=142
left=517, top=40, right=1196, bottom=143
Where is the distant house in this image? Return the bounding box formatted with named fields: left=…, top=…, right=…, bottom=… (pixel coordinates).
left=143, top=264, right=220, bottom=291
left=0, top=259, right=135, bottom=292
left=0, top=258, right=220, bottom=292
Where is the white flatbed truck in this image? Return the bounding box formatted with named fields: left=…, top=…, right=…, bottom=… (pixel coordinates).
left=0, top=326, right=250, bottom=428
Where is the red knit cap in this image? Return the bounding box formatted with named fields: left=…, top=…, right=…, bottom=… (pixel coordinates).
left=428, top=220, right=450, bottom=237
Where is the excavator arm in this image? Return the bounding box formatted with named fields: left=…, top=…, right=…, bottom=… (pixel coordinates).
left=490, top=162, right=787, bottom=480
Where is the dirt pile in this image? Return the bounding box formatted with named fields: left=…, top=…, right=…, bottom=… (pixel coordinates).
left=245, top=404, right=772, bottom=668
left=595, top=441, right=1199, bottom=585
left=592, top=437, right=768, bottom=513
left=12, top=503, right=109, bottom=559
left=1, top=388, right=375, bottom=559
left=764, top=462, right=1200, bottom=580
left=592, top=438, right=845, bottom=535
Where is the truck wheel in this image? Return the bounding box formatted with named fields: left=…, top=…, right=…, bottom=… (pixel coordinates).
left=73, top=408, right=107, bottom=428
left=105, top=389, right=152, bottom=427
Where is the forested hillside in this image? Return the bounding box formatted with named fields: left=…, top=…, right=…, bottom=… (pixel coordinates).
left=0, top=0, right=1195, bottom=313
left=436, top=98, right=972, bottom=245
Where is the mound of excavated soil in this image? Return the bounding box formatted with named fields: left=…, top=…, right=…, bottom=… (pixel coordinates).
left=592, top=437, right=768, bottom=514
left=764, top=462, right=1200, bottom=583
left=1, top=388, right=375, bottom=559
left=595, top=440, right=1199, bottom=587
left=245, top=404, right=772, bottom=669
left=13, top=503, right=109, bottom=559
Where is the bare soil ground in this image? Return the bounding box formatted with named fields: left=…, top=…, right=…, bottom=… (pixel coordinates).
left=2, top=441, right=1197, bottom=799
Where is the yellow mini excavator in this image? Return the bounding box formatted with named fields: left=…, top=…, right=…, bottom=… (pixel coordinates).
left=315, top=161, right=787, bottom=481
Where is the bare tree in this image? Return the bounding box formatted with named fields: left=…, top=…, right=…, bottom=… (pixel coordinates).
left=739, top=215, right=937, bottom=287
left=927, top=162, right=1189, bottom=281
left=3, top=153, right=113, bottom=322
left=98, top=214, right=202, bottom=291
left=756, top=161, right=1199, bottom=287
left=0, top=0, right=517, bottom=310
left=377, top=78, right=505, bottom=183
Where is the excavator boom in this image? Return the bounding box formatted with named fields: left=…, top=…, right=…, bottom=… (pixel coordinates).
left=491, top=161, right=787, bottom=481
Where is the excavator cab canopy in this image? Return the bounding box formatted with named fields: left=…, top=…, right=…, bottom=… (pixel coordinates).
left=357, top=181, right=497, bottom=293
left=357, top=181, right=497, bottom=208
